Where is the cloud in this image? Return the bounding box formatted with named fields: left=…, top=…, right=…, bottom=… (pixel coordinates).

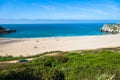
left=81, top=8, right=107, bottom=15
left=31, top=2, right=56, bottom=10
left=107, top=5, right=120, bottom=11
left=40, top=5, right=56, bottom=10
left=64, top=5, right=107, bottom=15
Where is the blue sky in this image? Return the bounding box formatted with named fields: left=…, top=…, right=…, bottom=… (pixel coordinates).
left=0, top=0, right=120, bottom=20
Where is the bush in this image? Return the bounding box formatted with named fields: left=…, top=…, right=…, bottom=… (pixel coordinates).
left=53, top=54, right=68, bottom=63
left=0, top=67, right=65, bottom=80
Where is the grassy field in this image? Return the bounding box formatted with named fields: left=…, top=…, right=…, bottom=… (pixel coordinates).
left=0, top=48, right=120, bottom=80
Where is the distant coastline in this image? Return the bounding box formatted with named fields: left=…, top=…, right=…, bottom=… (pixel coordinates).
left=0, top=19, right=120, bottom=24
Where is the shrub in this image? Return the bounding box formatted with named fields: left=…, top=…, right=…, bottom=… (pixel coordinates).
left=53, top=54, right=68, bottom=63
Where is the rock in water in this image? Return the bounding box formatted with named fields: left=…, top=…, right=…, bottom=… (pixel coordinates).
left=0, top=26, right=16, bottom=34
left=100, top=24, right=120, bottom=33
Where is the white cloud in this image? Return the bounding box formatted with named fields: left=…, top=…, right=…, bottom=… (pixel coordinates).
left=31, top=2, right=56, bottom=10
left=40, top=5, right=56, bottom=10
left=64, top=6, right=107, bottom=15
left=107, top=5, right=120, bottom=11
left=79, top=8, right=107, bottom=15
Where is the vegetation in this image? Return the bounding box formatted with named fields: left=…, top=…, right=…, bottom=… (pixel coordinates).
left=0, top=48, right=120, bottom=80
left=0, top=51, right=63, bottom=62
left=0, top=56, right=25, bottom=62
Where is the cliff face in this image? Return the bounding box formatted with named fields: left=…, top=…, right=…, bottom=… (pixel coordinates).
left=100, top=24, right=120, bottom=33
left=0, top=26, right=16, bottom=34
left=0, top=26, right=5, bottom=30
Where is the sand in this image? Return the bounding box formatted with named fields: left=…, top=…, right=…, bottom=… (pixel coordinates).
left=0, top=34, right=120, bottom=56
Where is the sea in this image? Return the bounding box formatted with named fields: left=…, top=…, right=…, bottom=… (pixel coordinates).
left=0, top=23, right=113, bottom=38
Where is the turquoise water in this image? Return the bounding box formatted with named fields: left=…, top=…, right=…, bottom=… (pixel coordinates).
left=0, top=23, right=109, bottom=38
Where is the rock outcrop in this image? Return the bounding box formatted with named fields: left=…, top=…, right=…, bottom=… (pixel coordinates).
left=100, top=24, right=120, bottom=33
left=0, top=26, right=16, bottom=34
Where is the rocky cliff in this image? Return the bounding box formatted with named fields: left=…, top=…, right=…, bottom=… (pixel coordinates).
left=0, top=26, right=16, bottom=34
left=100, top=24, right=120, bottom=33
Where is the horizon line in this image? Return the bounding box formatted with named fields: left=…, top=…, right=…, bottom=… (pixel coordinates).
left=0, top=19, right=120, bottom=21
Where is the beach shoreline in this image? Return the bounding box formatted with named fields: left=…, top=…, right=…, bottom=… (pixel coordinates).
left=0, top=34, right=120, bottom=57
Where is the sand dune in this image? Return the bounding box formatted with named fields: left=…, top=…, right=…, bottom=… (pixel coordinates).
left=0, top=34, right=120, bottom=56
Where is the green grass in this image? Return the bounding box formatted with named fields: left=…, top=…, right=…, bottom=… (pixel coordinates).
left=0, top=56, right=26, bottom=62
left=0, top=49, right=120, bottom=80
left=0, top=51, right=64, bottom=62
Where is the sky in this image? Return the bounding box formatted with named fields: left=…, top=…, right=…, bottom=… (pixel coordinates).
left=0, top=0, right=120, bottom=20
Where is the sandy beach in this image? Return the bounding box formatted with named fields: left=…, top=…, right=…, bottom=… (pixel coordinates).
left=0, top=34, right=120, bottom=56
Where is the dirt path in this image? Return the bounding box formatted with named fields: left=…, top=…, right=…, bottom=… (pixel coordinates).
left=0, top=53, right=60, bottom=64
left=0, top=58, right=36, bottom=64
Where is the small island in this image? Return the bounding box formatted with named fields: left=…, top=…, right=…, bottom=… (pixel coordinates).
left=100, top=24, right=120, bottom=33
left=0, top=26, right=16, bottom=34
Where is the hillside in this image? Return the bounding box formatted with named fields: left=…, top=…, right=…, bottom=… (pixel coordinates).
left=0, top=48, right=120, bottom=80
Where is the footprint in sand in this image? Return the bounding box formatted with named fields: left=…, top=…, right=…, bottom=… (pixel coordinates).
left=34, top=46, right=39, bottom=49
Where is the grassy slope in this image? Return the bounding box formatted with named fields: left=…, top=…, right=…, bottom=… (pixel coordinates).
left=0, top=49, right=120, bottom=80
